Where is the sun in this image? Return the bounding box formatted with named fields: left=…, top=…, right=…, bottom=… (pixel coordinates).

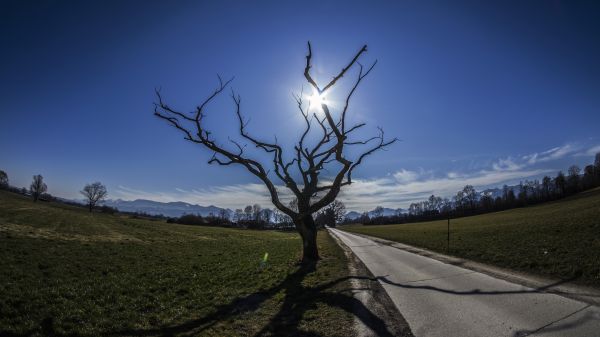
left=307, top=91, right=327, bottom=107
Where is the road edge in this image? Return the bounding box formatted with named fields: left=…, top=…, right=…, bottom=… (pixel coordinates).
left=340, top=229, right=600, bottom=307
left=327, top=228, right=415, bottom=337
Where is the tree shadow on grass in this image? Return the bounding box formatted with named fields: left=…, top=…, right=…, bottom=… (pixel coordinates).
left=111, top=268, right=595, bottom=337
left=113, top=263, right=395, bottom=337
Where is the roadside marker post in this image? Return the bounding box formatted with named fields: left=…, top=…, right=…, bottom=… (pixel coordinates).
left=447, top=216, right=450, bottom=253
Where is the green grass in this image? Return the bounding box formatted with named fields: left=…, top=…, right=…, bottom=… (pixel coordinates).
left=344, top=188, right=600, bottom=286
left=0, top=190, right=356, bottom=336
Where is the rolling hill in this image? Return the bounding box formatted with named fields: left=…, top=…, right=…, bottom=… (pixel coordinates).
left=0, top=190, right=355, bottom=336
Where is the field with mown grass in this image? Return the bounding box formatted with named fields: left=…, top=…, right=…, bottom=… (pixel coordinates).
left=343, top=188, right=600, bottom=286
left=0, top=190, right=356, bottom=336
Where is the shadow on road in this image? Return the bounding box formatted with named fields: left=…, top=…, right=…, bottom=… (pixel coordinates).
left=372, top=274, right=582, bottom=296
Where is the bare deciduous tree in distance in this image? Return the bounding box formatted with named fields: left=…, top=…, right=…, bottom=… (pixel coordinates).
left=155, top=42, right=396, bottom=265
left=327, top=200, right=347, bottom=225
left=0, top=170, right=8, bottom=189
left=30, top=174, right=47, bottom=202
left=81, top=182, right=108, bottom=213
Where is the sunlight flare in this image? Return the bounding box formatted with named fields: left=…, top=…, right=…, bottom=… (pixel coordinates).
left=307, top=90, right=328, bottom=108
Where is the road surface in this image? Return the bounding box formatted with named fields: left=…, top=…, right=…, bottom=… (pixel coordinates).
left=329, top=228, right=600, bottom=337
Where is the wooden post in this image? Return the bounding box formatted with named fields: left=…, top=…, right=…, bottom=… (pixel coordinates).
left=447, top=216, right=450, bottom=253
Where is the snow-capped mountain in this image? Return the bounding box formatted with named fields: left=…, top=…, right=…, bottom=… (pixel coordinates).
left=345, top=207, right=406, bottom=220
left=344, top=211, right=362, bottom=220
left=479, top=184, right=520, bottom=199
left=101, top=199, right=232, bottom=218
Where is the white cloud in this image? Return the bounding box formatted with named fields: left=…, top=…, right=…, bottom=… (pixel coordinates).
left=393, top=169, right=419, bottom=183
left=574, top=144, right=600, bottom=157
left=114, top=164, right=550, bottom=212
left=337, top=167, right=550, bottom=211
left=586, top=145, right=600, bottom=156
left=114, top=142, right=584, bottom=212
left=114, top=184, right=293, bottom=210
left=492, top=157, right=523, bottom=171
left=522, top=143, right=577, bottom=164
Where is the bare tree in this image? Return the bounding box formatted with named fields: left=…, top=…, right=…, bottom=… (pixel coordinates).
left=567, top=165, right=581, bottom=193
left=80, top=182, right=108, bottom=212
left=542, top=176, right=552, bottom=198
left=315, top=200, right=346, bottom=227
left=0, top=170, right=7, bottom=189
left=462, top=185, right=477, bottom=209
left=234, top=208, right=244, bottom=222
left=260, top=208, right=273, bottom=223
left=244, top=205, right=253, bottom=220
left=30, top=174, right=47, bottom=202
left=155, top=42, right=396, bottom=264
left=327, top=200, right=347, bottom=225
left=372, top=206, right=384, bottom=218
left=252, top=204, right=262, bottom=221
left=218, top=208, right=229, bottom=220
left=555, top=171, right=566, bottom=196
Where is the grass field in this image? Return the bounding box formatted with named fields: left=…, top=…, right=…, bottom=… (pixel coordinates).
left=343, top=188, right=600, bottom=286
left=0, top=190, right=357, bottom=336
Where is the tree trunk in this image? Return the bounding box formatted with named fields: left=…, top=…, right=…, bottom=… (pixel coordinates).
left=89, top=203, right=93, bottom=213
left=295, top=214, right=319, bottom=264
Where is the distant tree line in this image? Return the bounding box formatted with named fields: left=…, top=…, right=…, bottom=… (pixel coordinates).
left=168, top=202, right=297, bottom=230
left=166, top=200, right=348, bottom=230
left=166, top=213, right=231, bottom=227
left=348, top=153, right=600, bottom=225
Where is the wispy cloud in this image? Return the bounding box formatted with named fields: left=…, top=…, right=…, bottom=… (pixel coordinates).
left=338, top=167, right=549, bottom=210
left=492, top=157, right=524, bottom=171
left=392, top=169, right=419, bottom=183
left=521, top=143, right=580, bottom=164
left=114, top=142, right=595, bottom=212
left=114, top=184, right=293, bottom=211
left=573, top=144, right=600, bottom=157
left=114, top=167, right=549, bottom=213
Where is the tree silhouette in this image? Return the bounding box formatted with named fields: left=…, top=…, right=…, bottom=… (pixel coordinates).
left=0, top=170, right=8, bottom=189
left=80, top=182, right=108, bottom=213
left=155, top=42, right=396, bottom=264
left=30, top=174, right=47, bottom=202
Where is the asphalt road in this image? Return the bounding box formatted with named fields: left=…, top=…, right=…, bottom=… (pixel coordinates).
left=329, top=228, right=600, bottom=337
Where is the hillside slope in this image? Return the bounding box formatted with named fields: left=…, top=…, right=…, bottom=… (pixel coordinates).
left=343, top=188, right=600, bottom=286
left=0, top=191, right=355, bottom=336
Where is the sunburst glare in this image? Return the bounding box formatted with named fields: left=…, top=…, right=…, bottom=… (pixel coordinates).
left=306, top=89, right=335, bottom=113
left=307, top=92, right=327, bottom=106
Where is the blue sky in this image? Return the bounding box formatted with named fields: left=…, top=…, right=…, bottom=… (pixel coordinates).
left=1, top=0, right=599, bottom=211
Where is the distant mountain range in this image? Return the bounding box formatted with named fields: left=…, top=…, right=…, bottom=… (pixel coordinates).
left=97, top=198, right=406, bottom=221
left=89, top=184, right=522, bottom=220
left=100, top=199, right=232, bottom=218
left=479, top=184, right=520, bottom=199
left=345, top=207, right=406, bottom=220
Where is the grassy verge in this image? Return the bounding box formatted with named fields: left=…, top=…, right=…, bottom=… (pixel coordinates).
left=343, top=188, right=600, bottom=286
left=0, top=191, right=355, bottom=336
